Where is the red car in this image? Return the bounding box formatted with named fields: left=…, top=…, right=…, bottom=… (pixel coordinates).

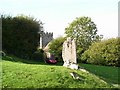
left=46, top=59, right=57, bottom=64
left=46, top=55, right=57, bottom=64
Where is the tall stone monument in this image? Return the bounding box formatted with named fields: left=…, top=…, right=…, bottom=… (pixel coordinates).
left=62, top=37, right=78, bottom=70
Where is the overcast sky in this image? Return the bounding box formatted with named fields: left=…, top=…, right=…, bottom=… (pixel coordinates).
left=0, top=0, right=119, bottom=39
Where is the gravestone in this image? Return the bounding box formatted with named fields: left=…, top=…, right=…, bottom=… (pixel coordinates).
left=62, top=37, right=78, bottom=70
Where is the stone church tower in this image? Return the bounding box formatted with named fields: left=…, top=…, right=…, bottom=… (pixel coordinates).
left=39, top=31, right=53, bottom=49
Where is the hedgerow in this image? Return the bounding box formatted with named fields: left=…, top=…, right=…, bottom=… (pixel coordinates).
left=81, top=38, right=120, bottom=66
left=2, top=15, right=43, bottom=60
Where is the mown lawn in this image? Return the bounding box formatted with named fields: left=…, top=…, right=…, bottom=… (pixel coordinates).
left=2, top=56, right=114, bottom=88
left=80, top=63, right=120, bottom=87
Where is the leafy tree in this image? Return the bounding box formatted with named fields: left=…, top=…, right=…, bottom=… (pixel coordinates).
left=31, top=49, right=45, bottom=62
left=49, top=37, right=66, bottom=62
left=2, top=15, right=43, bottom=60
left=65, top=16, right=103, bottom=61
left=81, top=38, right=120, bottom=66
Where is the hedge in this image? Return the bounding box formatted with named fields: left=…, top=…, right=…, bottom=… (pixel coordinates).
left=81, top=38, right=120, bottom=67
left=2, top=15, right=43, bottom=60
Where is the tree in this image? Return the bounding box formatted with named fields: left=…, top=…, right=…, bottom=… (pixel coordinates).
left=2, top=15, right=43, bottom=60
left=49, top=37, right=66, bottom=62
left=81, top=38, right=120, bottom=66
left=65, top=16, right=103, bottom=61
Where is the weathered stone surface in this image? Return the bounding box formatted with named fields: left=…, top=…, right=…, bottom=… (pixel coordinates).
left=69, top=63, right=78, bottom=70
left=39, top=32, right=53, bottom=49
left=62, top=37, right=78, bottom=69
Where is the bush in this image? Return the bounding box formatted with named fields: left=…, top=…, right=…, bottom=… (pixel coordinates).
left=2, top=55, right=14, bottom=61
left=49, top=37, right=66, bottom=62
left=2, top=15, right=43, bottom=60
left=81, top=38, right=120, bottom=66
left=31, top=49, right=45, bottom=62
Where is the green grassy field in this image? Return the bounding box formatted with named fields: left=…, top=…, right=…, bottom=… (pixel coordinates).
left=1, top=56, right=118, bottom=88
left=80, top=63, right=120, bottom=86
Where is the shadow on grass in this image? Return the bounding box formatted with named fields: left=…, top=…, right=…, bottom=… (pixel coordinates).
left=2, top=55, right=63, bottom=66
left=79, top=63, right=120, bottom=87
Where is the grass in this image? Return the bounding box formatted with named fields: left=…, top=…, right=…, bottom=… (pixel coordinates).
left=1, top=55, right=117, bottom=88
left=80, top=63, right=120, bottom=86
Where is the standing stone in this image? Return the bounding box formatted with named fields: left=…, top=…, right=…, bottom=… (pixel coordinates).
left=62, top=37, right=78, bottom=70
left=71, top=39, right=77, bottom=64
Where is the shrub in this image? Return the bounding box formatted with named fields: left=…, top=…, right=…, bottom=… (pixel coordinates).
left=81, top=38, right=120, bottom=66
left=31, top=49, right=45, bottom=62
left=2, top=55, right=14, bottom=61
left=49, top=37, right=66, bottom=62
left=2, top=15, right=43, bottom=60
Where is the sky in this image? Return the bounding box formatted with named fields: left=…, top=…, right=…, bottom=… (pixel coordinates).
left=0, top=0, right=119, bottom=39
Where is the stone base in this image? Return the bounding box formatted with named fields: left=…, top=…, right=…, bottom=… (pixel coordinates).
left=63, top=63, right=78, bottom=70
left=63, top=63, right=70, bottom=67
left=69, top=64, right=78, bottom=70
